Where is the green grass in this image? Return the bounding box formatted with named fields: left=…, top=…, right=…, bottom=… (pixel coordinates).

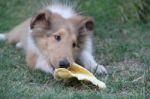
left=0, top=0, right=149, bottom=99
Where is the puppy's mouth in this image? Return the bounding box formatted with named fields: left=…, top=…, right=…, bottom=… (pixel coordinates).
left=47, top=58, right=73, bottom=71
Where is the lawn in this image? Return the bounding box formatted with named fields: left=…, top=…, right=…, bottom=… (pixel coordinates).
left=0, top=0, right=149, bottom=99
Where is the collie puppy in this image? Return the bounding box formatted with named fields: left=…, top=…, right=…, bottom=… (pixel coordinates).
left=0, top=2, right=107, bottom=75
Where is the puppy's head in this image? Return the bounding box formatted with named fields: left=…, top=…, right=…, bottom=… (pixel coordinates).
left=30, top=10, right=94, bottom=69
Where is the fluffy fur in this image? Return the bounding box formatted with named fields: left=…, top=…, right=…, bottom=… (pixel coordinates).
left=0, top=33, right=6, bottom=40
left=0, top=2, right=107, bottom=75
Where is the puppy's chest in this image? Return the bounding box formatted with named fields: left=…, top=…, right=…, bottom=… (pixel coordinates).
left=35, top=55, right=53, bottom=73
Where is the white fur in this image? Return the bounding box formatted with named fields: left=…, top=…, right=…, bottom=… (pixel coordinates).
left=47, top=4, right=76, bottom=19
left=85, top=37, right=93, bottom=53
left=80, top=51, right=107, bottom=74
left=80, top=37, right=107, bottom=74
left=26, top=30, right=40, bottom=54
left=26, top=30, right=53, bottom=74
left=80, top=51, right=96, bottom=70
left=16, top=42, right=22, bottom=49
left=0, top=34, right=6, bottom=41
left=36, top=55, right=53, bottom=73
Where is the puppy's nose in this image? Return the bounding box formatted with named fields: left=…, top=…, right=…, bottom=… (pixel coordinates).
left=59, top=58, right=70, bottom=68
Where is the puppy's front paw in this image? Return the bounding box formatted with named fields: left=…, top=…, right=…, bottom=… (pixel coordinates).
left=95, top=65, right=107, bottom=75
left=16, top=42, right=22, bottom=49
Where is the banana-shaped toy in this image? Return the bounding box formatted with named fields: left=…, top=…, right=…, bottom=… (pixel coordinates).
left=54, top=63, right=106, bottom=89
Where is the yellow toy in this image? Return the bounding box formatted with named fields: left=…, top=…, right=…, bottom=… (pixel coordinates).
left=54, top=63, right=106, bottom=89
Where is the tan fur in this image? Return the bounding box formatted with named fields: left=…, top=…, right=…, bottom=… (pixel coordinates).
left=6, top=19, right=30, bottom=43
left=26, top=51, right=37, bottom=69
left=32, top=28, right=76, bottom=68
left=4, top=9, right=97, bottom=73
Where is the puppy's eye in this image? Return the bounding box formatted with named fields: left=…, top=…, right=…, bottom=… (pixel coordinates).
left=54, top=35, right=61, bottom=41
left=72, top=42, right=76, bottom=48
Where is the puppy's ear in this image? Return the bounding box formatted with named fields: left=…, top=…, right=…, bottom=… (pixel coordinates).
left=79, top=17, right=94, bottom=32
left=30, top=10, right=51, bottom=29
left=71, top=16, right=94, bottom=34
left=70, top=16, right=94, bottom=48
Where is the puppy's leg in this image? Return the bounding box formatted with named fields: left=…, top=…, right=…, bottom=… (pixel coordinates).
left=0, top=33, right=23, bottom=49
left=0, top=33, right=7, bottom=41
left=16, top=42, right=23, bottom=49
left=0, top=32, right=19, bottom=43
left=26, top=51, right=37, bottom=69
left=0, top=19, right=30, bottom=44
left=79, top=51, right=107, bottom=75
left=26, top=51, right=54, bottom=74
